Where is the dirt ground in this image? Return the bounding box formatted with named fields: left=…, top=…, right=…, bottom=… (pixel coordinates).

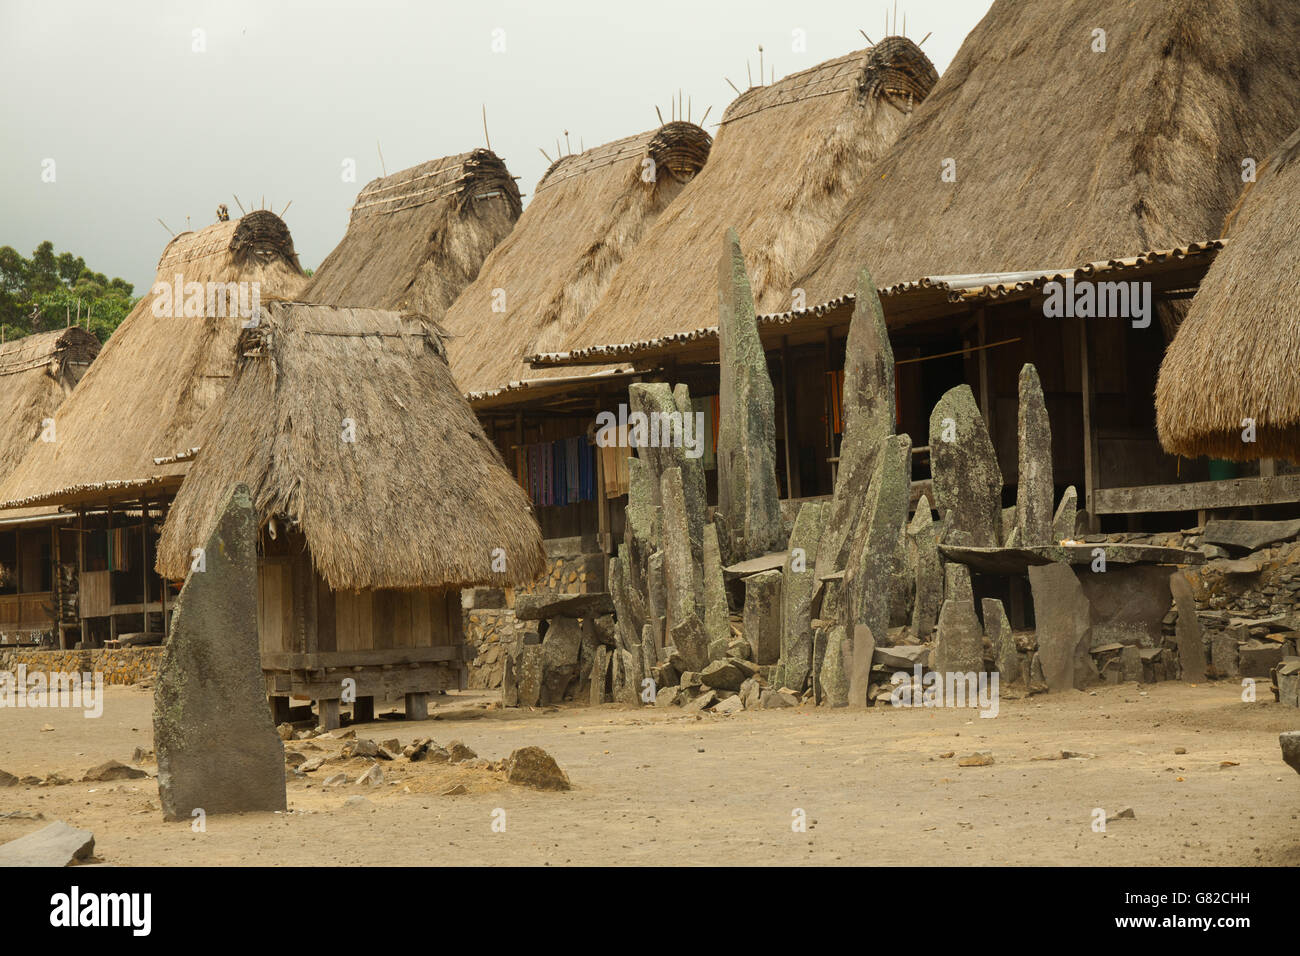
left=2, top=680, right=1298, bottom=866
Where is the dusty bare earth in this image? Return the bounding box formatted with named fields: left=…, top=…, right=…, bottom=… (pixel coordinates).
left=2, top=681, right=1298, bottom=866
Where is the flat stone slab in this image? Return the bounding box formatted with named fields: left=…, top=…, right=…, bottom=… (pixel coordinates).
left=873, top=643, right=931, bottom=670
left=940, top=543, right=1203, bottom=575
left=723, top=551, right=788, bottom=578
left=513, top=591, right=614, bottom=621
left=1204, top=518, right=1300, bottom=553
left=0, top=821, right=95, bottom=866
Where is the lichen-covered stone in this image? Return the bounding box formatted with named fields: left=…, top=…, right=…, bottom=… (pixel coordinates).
left=1016, top=364, right=1055, bottom=546
left=779, top=501, right=824, bottom=693
left=929, top=385, right=1001, bottom=548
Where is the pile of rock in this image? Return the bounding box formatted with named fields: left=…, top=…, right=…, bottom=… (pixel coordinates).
left=500, top=591, right=616, bottom=707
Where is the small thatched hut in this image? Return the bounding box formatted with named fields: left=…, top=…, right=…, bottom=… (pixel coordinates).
left=796, top=0, right=1300, bottom=329
left=155, top=302, right=544, bottom=724
left=443, top=123, right=711, bottom=401
left=302, top=149, right=521, bottom=321
left=0, top=327, right=100, bottom=641
left=557, top=37, right=936, bottom=351
left=1157, top=127, right=1300, bottom=461
left=0, top=210, right=307, bottom=507
left=0, top=210, right=306, bottom=649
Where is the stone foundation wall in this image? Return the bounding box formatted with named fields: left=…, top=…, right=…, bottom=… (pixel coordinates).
left=463, top=549, right=606, bottom=689
left=0, top=647, right=164, bottom=685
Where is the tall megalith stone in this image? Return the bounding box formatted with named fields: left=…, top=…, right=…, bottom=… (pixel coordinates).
left=154, top=483, right=286, bottom=821
left=1016, top=364, right=1055, bottom=545
left=716, top=229, right=781, bottom=564
left=929, top=385, right=1002, bottom=547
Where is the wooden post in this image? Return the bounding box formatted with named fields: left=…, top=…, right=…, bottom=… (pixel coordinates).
left=77, top=508, right=87, bottom=649
left=1079, top=318, right=1100, bottom=533
left=51, top=523, right=61, bottom=648
left=824, top=328, right=836, bottom=486
left=141, top=497, right=150, bottom=633
left=106, top=504, right=116, bottom=646
left=976, top=308, right=991, bottom=428
left=404, top=691, right=429, bottom=721
left=318, top=697, right=341, bottom=731
left=780, top=336, right=800, bottom=500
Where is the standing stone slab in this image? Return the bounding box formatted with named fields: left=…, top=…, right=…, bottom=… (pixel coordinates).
left=743, top=569, right=783, bottom=665
left=155, top=484, right=286, bottom=821
left=1028, top=562, right=1094, bottom=692
left=660, top=467, right=701, bottom=633
left=1015, top=363, right=1055, bottom=546
left=984, top=598, right=1019, bottom=681
left=932, top=564, right=984, bottom=676
left=929, top=385, right=1002, bottom=548
left=848, top=624, right=876, bottom=708
left=589, top=644, right=610, bottom=706
left=843, top=435, right=912, bottom=643
left=669, top=613, right=710, bottom=674
left=1169, top=572, right=1207, bottom=682
left=502, top=653, right=519, bottom=707
left=1052, top=486, right=1078, bottom=542
left=815, top=268, right=897, bottom=590
left=821, top=626, right=851, bottom=707
left=909, top=496, right=943, bottom=638
left=780, top=501, right=824, bottom=693
left=715, top=229, right=782, bottom=564
left=702, top=522, right=730, bottom=648
left=541, top=616, right=583, bottom=702
left=516, top=644, right=544, bottom=707
left=1281, top=732, right=1300, bottom=776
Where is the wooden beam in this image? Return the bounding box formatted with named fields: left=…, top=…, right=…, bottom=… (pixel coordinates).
left=259, top=646, right=465, bottom=670
left=1092, top=474, right=1300, bottom=515
left=780, top=335, right=800, bottom=499
left=1079, top=318, right=1100, bottom=532
left=976, top=307, right=991, bottom=428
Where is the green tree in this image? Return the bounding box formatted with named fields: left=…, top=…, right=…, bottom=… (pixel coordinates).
left=0, top=242, right=137, bottom=343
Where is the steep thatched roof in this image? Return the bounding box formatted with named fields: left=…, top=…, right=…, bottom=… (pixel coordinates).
left=0, top=211, right=307, bottom=509
left=0, top=327, right=100, bottom=480
left=443, top=123, right=710, bottom=398
left=1156, top=127, right=1300, bottom=460
left=796, top=0, right=1300, bottom=331
left=156, top=303, right=544, bottom=590
left=302, top=150, right=521, bottom=322
left=546, top=37, right=936, bottom=354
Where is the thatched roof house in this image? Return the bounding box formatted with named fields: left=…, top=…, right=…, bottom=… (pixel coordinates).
left=795, top=0, right=1300, bottom=331
left=546, top=37, right=936, bottom=355
left=442, top=123, right=711, bottom=400
left=0, top=327, right=100, bottom=479
left=303, top=150, right=521, bottom=321
left=0, top=210, right=307, bottom=509
left=156, top=302, right=543, bottom=589
left=1156, top=127, right=1300, bottom=460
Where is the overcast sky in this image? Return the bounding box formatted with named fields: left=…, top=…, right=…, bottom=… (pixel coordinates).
left=0, top=0, right=994, bottom=294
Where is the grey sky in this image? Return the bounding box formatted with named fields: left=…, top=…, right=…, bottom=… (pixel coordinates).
left=0, top=0, right=993, bottom=295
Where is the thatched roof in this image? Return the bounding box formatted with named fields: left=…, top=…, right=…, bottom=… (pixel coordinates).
left=546, top=37, right=936, bottom=354
left=796, top=0, right=1300, bottom=330
left=442, top=123, right=710, bottom=398
left=1156, top=127, right=1300, bottom=460
left=302, top=150, right=521, bottom=322
left=0, top=211, right=307, bottom=509
left=156, top=303, right=544, bottom=590
left=0, top=327, right=100, bottom=480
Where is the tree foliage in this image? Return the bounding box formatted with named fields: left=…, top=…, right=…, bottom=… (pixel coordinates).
left=0, top=241, right=138, bottom=343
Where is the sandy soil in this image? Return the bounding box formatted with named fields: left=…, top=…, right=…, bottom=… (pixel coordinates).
left=2, top=680, right=1298, bottom=866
